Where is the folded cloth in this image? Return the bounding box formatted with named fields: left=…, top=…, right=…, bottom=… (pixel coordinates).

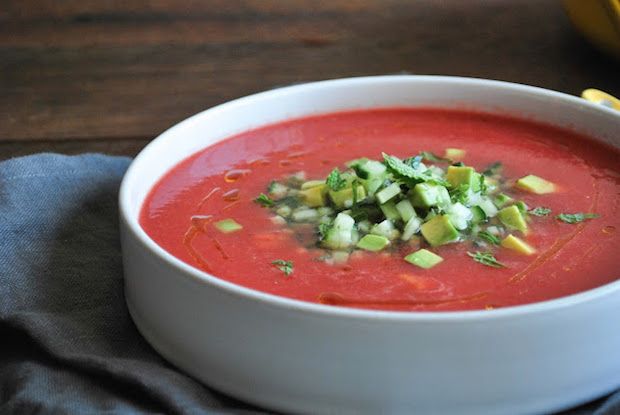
left=0, top=153, right=617, bottom=415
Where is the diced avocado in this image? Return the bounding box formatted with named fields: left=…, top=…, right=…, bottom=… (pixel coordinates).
left=356, top=234, right=390, bottom=252
left=494, top=193, right=513, bottom=208
left=420, top=215, right=459, bottom=247
left=371, top=219, right=401, bottom=240
left=471, top=205, right=487, bottom=224
left=446, top=166, right=475, bottom=188
left=376, top=182, right=401, bottom=204
left=401, top=216, right=422, bottom=241
left=301, top=180, right=326, bottom=190
left=380, top=200, right=401, bottom=221
left=410, top=183, right=451, bottom=209
left=329, top=185, right=366, bottom=208
left=322, top=213, right=355, bottom=249
left=501, top=234, right=536, bottom=255
left=445, top=148, right=466, bottom=161
left=516, top=174, right=556, bottom=194
left=299, top=184, right=327, bottom=207
left=395, top=199, right=416, bottom=223
left=404, top=249, right=444, bottom=269
left=214, top=218, right=243, bottom=233
left=497, top=205, right=528, bottom=233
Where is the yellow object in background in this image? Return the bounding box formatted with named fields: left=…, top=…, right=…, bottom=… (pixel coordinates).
left=582, top=88, right=620, bottom=111
left=563, top=0, right=620, bottom=59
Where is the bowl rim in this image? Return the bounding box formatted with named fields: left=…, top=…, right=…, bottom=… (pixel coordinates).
left=119, top=74, right=620, bottom=322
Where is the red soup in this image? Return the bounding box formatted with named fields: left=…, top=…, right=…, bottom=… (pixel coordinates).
left=140, top=108, right=620, bottom=312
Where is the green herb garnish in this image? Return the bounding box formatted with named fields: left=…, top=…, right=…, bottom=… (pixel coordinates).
left=419, top=151, right=450, bottom=163
left=383, top=153, right=450, bottom=187
left=529, top=207, right=551, bottom=217
left=467, top=251, right=506, bottom=268
left=254, top=193, right=274, bottom=207
left=271, top=259, right=294, bottom=276
left=482, top=161, right=503, bottom=176
left=326, top=168, right=347, bottom=191
left=478, top=231, right=500, bottom=245
left=556, top=213, right=599, bottom=224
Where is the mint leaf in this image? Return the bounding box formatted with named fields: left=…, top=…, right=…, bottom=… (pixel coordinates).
left=467, top=251, right=506, bottom=268
left=556, top=213, right=599, bottom=224
left=254, top=193, right=274, bottom=207
left=478, top=231, right=500, bottom=246
left=272, top=259, right=294, bottom=276
left=382, top=153, right=450, bottom=187
left=326, top=168, right=347, bottom=191
left=529, top=207, right=551, bottom=217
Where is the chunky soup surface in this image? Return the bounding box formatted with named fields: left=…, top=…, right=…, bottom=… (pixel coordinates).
left=140, top=109, right=619, bottom=311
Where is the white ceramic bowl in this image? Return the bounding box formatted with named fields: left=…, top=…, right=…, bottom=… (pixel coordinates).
left=119, top=76, right=620, bottom=415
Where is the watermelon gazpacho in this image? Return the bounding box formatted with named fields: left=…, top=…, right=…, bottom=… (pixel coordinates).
left=140, top=108, right=620, bottom=312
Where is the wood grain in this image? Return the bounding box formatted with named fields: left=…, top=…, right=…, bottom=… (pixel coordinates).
left=1, top=0, right=619, bottom=159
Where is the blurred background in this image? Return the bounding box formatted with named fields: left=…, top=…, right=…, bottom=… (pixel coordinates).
left=1, top=0, right=619, bottom=160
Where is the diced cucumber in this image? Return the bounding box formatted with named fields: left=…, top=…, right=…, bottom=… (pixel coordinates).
left=357, top=220, right=371, bottom=233
left=401, top=216, right=422, bottom=241
left=356, top=234, right=390, bottom=252
left=356, top=160, right=387, bottom=179
left=322, top=213, right=355, bottom=249
left=376, top=182, right=402, bottom=204
left=494, top=193, right=513, bottom=208
left=477, top=198, right=499, bottom=218
left=268, top=182, right=289, bottom=199
left=371, top=219, right=401, bottom=240
left=410, top=183, right=451, bottom=209
left=380, top=200, right=401, bottom=221
left=395, top=199, right=416, bottom=223
left=291, top=208, right=319, bottom=222
left=214, top=218, right=243, bottom=233
left=276, top=205, right=292, bottom=217
left=471, top=205, right=487, bottom=224
left=447, top=202, right=473, bottom=230
left=404, top=249, right=444, bottom=269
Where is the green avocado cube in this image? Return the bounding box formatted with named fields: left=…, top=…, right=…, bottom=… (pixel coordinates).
left=299, top=184, right=327, bottom=207
left=515, top=174, right=556, bottom=194
left=329, top=185, right=366, bottom=208
left=446, top=166, right=475, bottom=188
left=410, top=183, right=450, bottom=209
left=214, top=218, right=243, bottom=233
left=497, top=205, right=528, bottom=233
left=420, top=215, right=459, bottom=247
left=356, top=234, right=390, bottom=252
left=404, top=249, right=444, bottom=269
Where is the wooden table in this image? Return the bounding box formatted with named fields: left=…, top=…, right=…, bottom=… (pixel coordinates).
left=2, top=0, right=619, bottom=161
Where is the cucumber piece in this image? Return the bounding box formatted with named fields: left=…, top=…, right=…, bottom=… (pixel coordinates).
left=214, top=218, right=243, bottom=233
left=356, top=160, right=387, bottom=179
left=395, top=199, right=416, bottom=223
left=477, top=198, right=499, bottom=218
left=404, top=249, right=444, bottom=269
left=380, top=200, right=401, bottom=221
left=447, top=202, right=473, bottom=230
left=401, top=216, right=422, bottom=241
left=291, top=208, right=319, bottom=222
left=471, top=205, right=487, bottom=224
left=410, top=183, right=451, bottom=209
left=376, top=182, right=402, bottom=204
left=322, top=213, right=355, bottom=250
left=371, top=219, right=401, bottom=240
left=356, top=234, right=390, bottom=252
left=494, top=193, right=513, bottom=208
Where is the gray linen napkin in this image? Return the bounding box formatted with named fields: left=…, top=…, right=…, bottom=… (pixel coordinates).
left=0, top=153, right=617, bottom=414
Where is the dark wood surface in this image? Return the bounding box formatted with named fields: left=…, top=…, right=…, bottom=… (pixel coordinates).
left=1, top=0, right=619, bottom=160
